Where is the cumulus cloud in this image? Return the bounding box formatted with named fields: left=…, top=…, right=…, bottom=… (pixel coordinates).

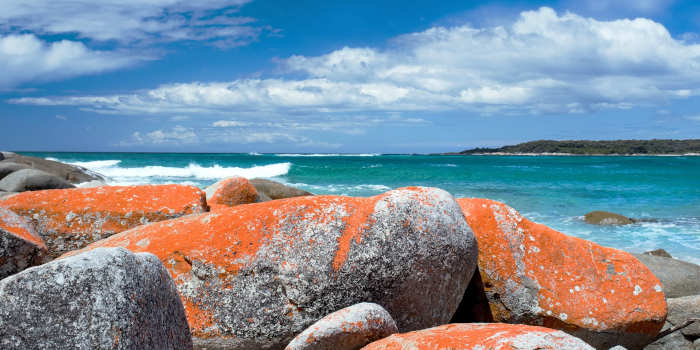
left=12, top=7, right=700, bottom=115
left=0, top=0, right=265, bottom=46
left=0, top=34, right=142, bottom=88
left=127, top=125, right=199, bottom=145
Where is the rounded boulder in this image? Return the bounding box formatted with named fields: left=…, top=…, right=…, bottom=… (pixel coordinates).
left=0, top=247, right=192, bottom=349
left=0, top=168, right=75, bottom=192
left=286, top=302, right=398, bottom=350
left=205, top=176, right=260, bottom=210
left=69, top=187, right=478, bottom=349
left=456, top=198, right=667, bottom=350
left=361, top=323, right=595, bottom=350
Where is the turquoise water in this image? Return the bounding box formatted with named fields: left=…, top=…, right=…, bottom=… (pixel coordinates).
left=21, top=152, right=700, bottom=264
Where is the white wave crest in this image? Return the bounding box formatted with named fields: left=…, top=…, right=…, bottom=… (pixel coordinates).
left=274, top=153, right=380, bottom=157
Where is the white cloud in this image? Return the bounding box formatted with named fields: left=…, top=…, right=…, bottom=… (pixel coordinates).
left=0, top=34, right=142, bottom=88
left=11, top=7, right=700, bottom=115
left=0, top=0, right=262, bottom=45
left=128, top=125, right=199, bottom=145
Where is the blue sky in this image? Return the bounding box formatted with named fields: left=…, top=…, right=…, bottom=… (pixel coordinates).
left=1, top=0, right=699, bottom=153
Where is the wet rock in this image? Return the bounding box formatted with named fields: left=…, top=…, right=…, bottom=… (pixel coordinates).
left=584, top=211, right=636, bottom=225
left=0, top=153, right=103, bottom=184
left=0, top=184, right=208, bottom=259
left=69, top=187, right=477, bottom=349
left=0, top=168, right=75, bottom=192
left=361, top=323, right=595, bottom=350
left=205, top=176, right=259, bottom=210
left=0, top=162, right=30, bottom=181
left=0, top=247, right=192, bottom=349
left=632, top=254, right=700, bottom=298
left=251, top=178, right=313, bottom=200
left=644, top=249, right=673, bottom=258
left=456, top=198, right=667, bottom=350
left=286, top=302, right=398, bottom=350
left=0, top=207, right=47, bottom=279
left=666, top=295, right=700, bottom=338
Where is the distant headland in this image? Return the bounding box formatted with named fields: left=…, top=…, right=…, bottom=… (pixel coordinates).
left=444, top=139, right=700, bottom=156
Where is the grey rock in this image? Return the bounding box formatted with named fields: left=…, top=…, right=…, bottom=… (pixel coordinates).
left=285, top=302, right=398, bottom=350
left=251, top=178, right=313, bottom=200
left=0, top=151, right=17, bottom=159
left=644, top=249, right=673, bottom=258
left=0, top=168, right=75, bottom=192
left=645, top=322, right=694, bottom=350
left=610, top=346, right=628, bottom=350
left=1, top=154, right=103, bottom=184
left=0, top=207, right=47, bottom=279
left=0, top=162, right=29, bottom=180
left=0, top=247, right=192, bottom=350
left=694, top=338, right=699, bottom=349
left=666, top=295, right=700, bottom=338
left=633, top=254, right=700, bottom=298
left=584, top=211, right=635, bottom=225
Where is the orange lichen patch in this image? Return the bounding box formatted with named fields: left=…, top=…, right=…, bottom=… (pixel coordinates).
left=183, top=299, right=217, bottom=337
left=0, top=207, right=45, bottom=248
left=0, top=185, right=207, bottom=257
left=361, top=323, right=592, bottom=350
left=456, top=198, right=667, bottom=335
left=207, top=177, right=259, bottom=211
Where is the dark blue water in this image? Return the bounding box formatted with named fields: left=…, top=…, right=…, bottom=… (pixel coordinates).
left=22, top=152, right=700, bottom=263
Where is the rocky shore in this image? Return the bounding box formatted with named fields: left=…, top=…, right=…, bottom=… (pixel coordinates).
left=0, top=154, right=698, bottom=349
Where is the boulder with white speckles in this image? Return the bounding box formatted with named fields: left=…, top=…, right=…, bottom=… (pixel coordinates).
left=0, top=207, right=47, bottom=279
left=66, top=187, right=478, bottom=350
left=0, top=185, right=208, bottom=259
left=0, top=247, right=192, bottom=349
left=285, top=302, right=398, bottom=350
left=360, top=323, right=595, bottom=350
left=454, top=198, right=667, bottom=350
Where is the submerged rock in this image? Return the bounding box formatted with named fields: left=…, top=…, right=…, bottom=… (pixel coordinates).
left=0, top=184, right=208, bottom=258
left=0, top=169, right=75, bottom=192
left=361, top=323, right=595, bottom=350
left=0, top=207, right=47, bottom=279
left=68, top=187, right=477, bottom=349
left=644, top=249, right=673, bottom=258
left=455, top=198, right=666, bottom=350
left=285, top=302, right=398, bottom=350
left=584, top=211, right=636, bottom=225
left=251, top=178, right=313, bottom=200
left=0, top=247, right=192, bottom=349
left=205, top=176, right=259, bottom=210
left=632, top=254, right=700, bottom=298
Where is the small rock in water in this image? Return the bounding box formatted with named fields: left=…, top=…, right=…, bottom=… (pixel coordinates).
left=0, top=247, right=192, bottom=350
left=584, top=210, right=636, bottom=225
left=286, top=302, right=398, bottom=350
left=361, top=323, right=595, bottom=350
left=643, top=248, right=673, bottom=258
left=0, top=207, right=47, bottom=279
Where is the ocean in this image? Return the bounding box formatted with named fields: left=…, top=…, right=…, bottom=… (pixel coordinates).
left=20, top=152, right=700, bottom=264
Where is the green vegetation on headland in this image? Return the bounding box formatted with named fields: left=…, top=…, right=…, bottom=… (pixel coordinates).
left=446, top=139, right=700, bottom=155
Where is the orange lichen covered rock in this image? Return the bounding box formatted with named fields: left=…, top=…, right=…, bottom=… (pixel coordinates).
left=67, top=187, right=477, bottom=350
left=456, top=198, right=667, bottom=350
left=285, top=302, right=398, bottom=350
left=361, top=323, right=594, bottom=350
left=204, top=176, right=259, bottom=210
left=0, top=207, right=47, bottom=279
left=0, top=185, right=207, bottom=258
